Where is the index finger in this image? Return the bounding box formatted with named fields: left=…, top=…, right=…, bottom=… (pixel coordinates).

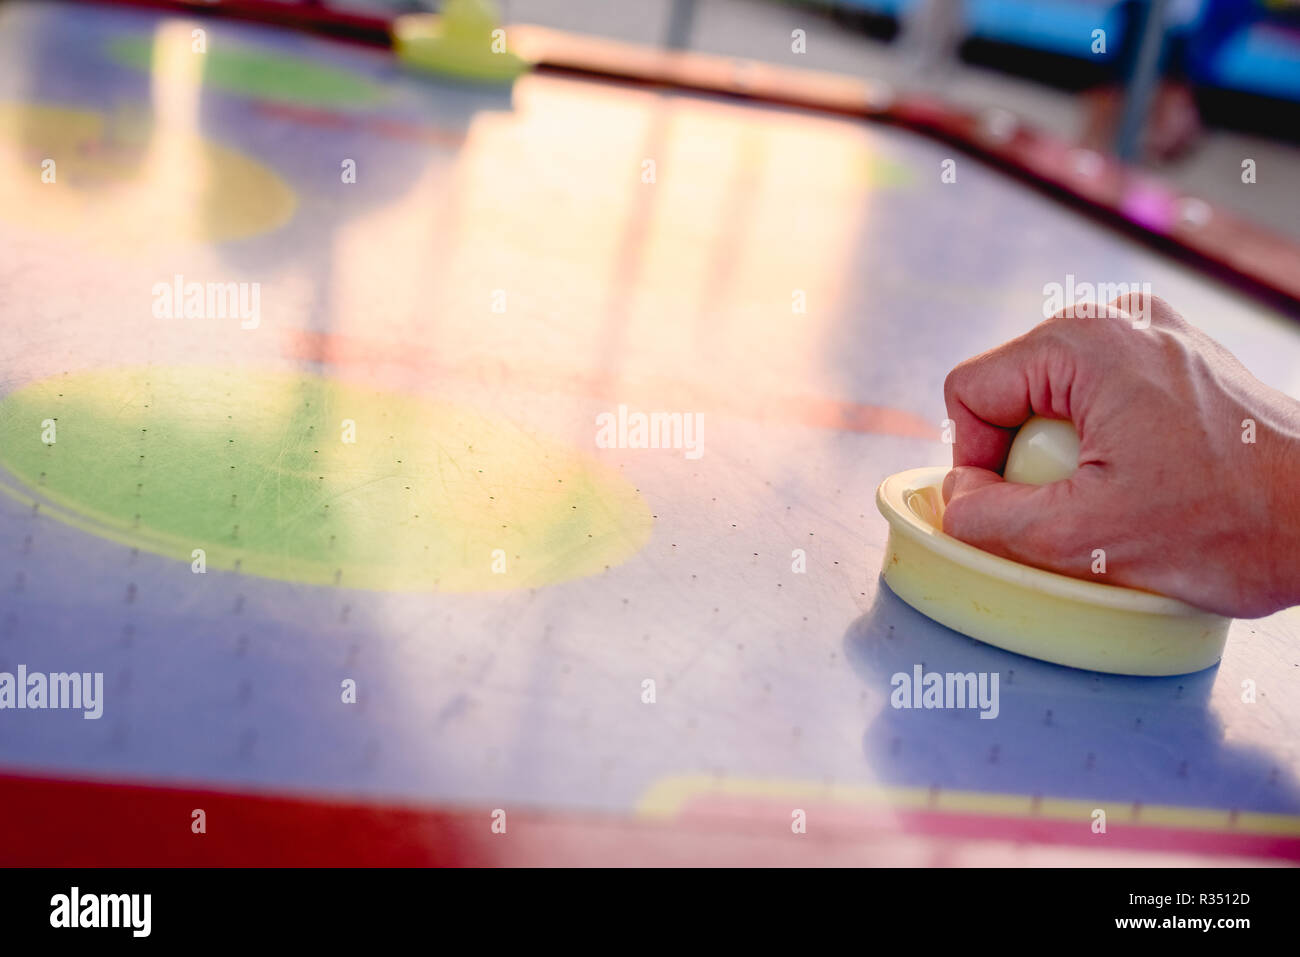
left=943, top=326, right=1072, bottom=472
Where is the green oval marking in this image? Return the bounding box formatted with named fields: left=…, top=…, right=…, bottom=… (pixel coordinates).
left=0, top=368, right=653, bottom=591
left=108, top=35, right=388, bottom=109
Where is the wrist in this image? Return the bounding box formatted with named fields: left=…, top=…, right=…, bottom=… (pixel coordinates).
left=1262, top=413, right=1300, bottom=613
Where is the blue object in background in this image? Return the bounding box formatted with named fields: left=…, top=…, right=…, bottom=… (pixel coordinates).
left=1197, top=20, right=1300, bottom=99
left=964, top=0, right=1128, bottom=58
left=831, top=0, right=1131, bottom=58
left=826, top=0, right=1300, bottom=102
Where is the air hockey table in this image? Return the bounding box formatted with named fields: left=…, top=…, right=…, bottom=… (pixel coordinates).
left=1, top=0, right=1299, bottom=866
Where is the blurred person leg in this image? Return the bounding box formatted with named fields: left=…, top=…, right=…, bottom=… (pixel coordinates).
left=901, top=0, right=966, bottom=86
left=1083, top=0, right=1261, bottom=162
left=663, top=0, right=698, bottom=51
left=1081, top=0, right=1201, bottom=160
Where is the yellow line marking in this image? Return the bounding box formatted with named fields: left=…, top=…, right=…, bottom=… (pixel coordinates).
left=637, top=774, right=1300, bottom=836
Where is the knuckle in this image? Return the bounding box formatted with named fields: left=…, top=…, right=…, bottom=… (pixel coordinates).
left=1040, top=311, right=1093, bottom=340
left=942, top=363, right=968, bottom=405
left=1150, top=296, right=1187, bottom=329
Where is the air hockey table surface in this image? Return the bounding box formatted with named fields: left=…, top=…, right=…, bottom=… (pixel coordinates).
left=1, top=0, right=1299, bottom=866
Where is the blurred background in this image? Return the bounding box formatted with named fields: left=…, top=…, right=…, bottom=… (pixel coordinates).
left=321, top=0, right=1300, bottom=241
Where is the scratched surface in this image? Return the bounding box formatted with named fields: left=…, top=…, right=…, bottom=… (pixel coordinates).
left=0, top=0, right=1298, bottom=862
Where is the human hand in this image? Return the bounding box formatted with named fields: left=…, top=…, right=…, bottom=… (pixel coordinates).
left=941, top=295, right=1300, bottom=618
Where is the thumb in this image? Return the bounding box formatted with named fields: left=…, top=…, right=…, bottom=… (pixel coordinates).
left=942, top=465, right=1004, bottom=504
left=941, top=466, right=1068, bottom=566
